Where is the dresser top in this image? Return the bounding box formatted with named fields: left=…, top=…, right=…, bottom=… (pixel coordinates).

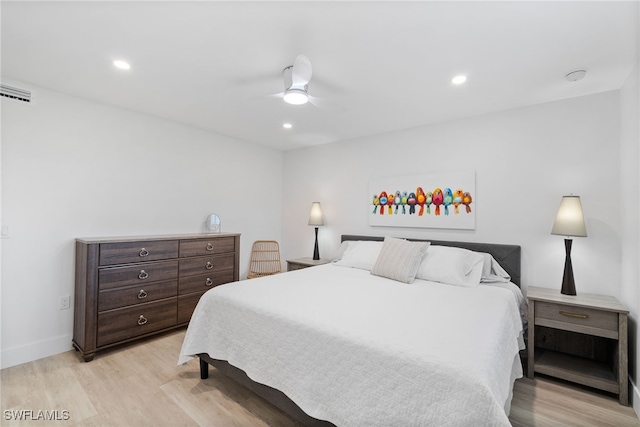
left=76, top=232, right=240, bottom=244
left=527, top=286, right=628, bottom=314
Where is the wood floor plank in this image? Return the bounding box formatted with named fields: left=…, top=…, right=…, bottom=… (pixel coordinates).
left=1, top=329, right=638, bottom=426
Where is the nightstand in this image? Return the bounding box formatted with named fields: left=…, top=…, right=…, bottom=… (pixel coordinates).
left=286, top=257, right=330, bottom=271
left=527, top=286, right=628, bottom=405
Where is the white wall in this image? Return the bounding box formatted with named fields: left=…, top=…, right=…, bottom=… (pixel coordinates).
left=620, top=61, right=640, bottom=410
left=283, top=91, right=622, bottom=297
left=0, top=81, right=283, bottom=368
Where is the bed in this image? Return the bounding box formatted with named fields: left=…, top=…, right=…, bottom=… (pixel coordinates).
left=178, top=235, right=525, bottom=426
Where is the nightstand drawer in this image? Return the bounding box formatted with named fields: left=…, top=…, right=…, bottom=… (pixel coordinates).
left=536, top=301, right=619, bottom=338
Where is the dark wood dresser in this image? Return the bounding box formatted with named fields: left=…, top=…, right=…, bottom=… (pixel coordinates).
left=73, top=233, right=240, bottom=361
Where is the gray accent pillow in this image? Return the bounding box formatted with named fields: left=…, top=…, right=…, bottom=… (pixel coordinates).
left=370, top=237, right=430, bottom=283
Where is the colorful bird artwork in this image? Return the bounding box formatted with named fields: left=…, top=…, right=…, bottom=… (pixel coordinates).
left=401, top=191, right=408, bottom=214
left=407, top=192, right=417, bottom=215
left=453, top=189, right=464, bottom=214
left=378, top=191, right=388, bottom=215
left=426, top=191, right=433, bottom=215
left=386, top=192, right=395, bottom=215
left=432, top=188, right=444, bottom=216
left=463, top=192, right=473, bottom=213
left=416, top=187, right=426, bottom=216
left=443, top=188, right=453, bottom=216
left=371, top=184, right=473, bottom=218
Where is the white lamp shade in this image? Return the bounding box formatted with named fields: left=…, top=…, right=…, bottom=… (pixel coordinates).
left=551, top=195, right=587, bottom=237
left=308, top=202, right=324, bottom=226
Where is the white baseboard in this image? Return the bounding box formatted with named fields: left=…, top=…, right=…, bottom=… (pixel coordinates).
left=1, top=334, right=73, bottom=369
left=632, top=378, right=640, bottom=418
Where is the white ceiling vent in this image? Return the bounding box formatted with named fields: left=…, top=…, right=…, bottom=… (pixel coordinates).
left=1, top=84, right=33, bottom=104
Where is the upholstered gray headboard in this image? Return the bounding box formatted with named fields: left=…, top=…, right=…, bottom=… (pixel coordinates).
left=341, top=235, right=522, bottom=287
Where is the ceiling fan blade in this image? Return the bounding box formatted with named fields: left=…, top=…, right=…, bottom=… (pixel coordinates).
left=291, top=54, right=312, bottom=89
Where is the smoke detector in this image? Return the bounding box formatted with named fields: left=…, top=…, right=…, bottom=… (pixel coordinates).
left=565, top=70, right=587, bottom=82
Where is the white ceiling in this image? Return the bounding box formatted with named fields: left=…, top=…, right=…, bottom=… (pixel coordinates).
left=2, top=1, right=638, bottom=151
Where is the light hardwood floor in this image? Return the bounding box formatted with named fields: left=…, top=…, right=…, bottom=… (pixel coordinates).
left=1, top=329, right=638, bottom=426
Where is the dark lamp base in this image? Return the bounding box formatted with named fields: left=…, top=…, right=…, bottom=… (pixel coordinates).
left=312, top=227, right=320, bottom=260
left=561, top=238, right=577, bottom=296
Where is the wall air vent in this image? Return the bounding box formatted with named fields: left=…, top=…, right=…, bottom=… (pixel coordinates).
left=1, top=84, right=33, bottom=104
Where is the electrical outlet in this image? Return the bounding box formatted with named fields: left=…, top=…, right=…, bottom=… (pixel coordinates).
left=59, top=296, right=70, bottom=310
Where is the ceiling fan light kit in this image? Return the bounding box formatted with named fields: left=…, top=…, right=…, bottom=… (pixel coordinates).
left=284, top=88, right=309, bottom=105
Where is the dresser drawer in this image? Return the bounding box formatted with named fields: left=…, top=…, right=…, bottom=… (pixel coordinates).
left=97, top=298, right=177, bottom=347
left=179, top=253, right=235, bottom=277
left=100, top=240, right=178, bottom=266
left=178, top=270, right=234, bottom=295
left=179, top=237, right=236, bottom=257
left=98, top=280, right=178, bottom=311
left=535, top=301, right=619, bottom=335
left=178, top=292, right=206, bottom=324
left=99, top=260, right=178, bottom=290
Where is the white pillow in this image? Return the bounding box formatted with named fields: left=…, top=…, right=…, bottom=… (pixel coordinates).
left=332, top=241, right=383, bottom=270
left=370, top=237, right=430, bottom=283
left=416, top=245, right=484, bottom=287
left=479, top=252, right=511, bottom=283
left=331, top=241, right=351, bottom=262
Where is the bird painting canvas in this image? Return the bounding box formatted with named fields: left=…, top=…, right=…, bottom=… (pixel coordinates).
left=369, top=171, right=475, bottom=230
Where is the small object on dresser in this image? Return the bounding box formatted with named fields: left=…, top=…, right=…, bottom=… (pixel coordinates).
left=205, top=213, right=221, bottom=233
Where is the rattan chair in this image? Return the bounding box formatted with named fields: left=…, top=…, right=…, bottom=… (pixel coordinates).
left=247, top=240, right=282, bottom=279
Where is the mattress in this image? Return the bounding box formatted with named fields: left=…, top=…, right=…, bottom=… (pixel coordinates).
left=179, top=264, right=525, bottom=426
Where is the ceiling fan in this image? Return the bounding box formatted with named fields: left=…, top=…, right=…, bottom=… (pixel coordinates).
left=280, top=54, right=313, bottom=106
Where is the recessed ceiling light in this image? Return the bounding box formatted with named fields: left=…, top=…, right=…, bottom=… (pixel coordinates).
left=451, top=75, right=467, bottom=85
left=283, top=123, right=292, bottom=129
left=113, top=60, right=131, bottom=70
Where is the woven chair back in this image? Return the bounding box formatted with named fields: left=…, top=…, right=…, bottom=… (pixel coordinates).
left=247, top=240, right=282, bottom=279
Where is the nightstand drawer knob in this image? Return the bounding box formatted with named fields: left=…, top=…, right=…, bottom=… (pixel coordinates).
left=139, top=248, right=149, bottom=257
left=206, top=262, right=214, bottom=270
left=559, top=310, right=589, bottom=319
left=137, top=289, right=148, bottom=299
left=206, top=243, right=214, bottom=251
left=205, top=278, right=213, bottom=286
left=137, top=315, right=148, bottom=325
left=138, top=270, right=149, bottom=280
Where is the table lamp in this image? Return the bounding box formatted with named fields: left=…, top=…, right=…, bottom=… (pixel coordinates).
left=308, top=202, right=324, bottom=260
left=551, top=195, right=587, bottom=295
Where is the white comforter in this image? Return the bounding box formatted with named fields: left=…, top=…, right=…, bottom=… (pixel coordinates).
left=179, top=264, right=524, bottom=427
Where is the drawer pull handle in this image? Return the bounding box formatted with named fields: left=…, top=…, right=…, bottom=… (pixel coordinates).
left=206, top=278, right=213, bottom=286
left=138, top=289, right=148, bottom=299
left=139, top=248, right=149, bottom=257
left=206, top=243, right=214, bottom=251
left=138, top=270, right=149, bottom=280
left=137, top=315, right=148, bottom=325
left=560, top=310, right=589, bottom=319
left=206, top=262, right=214, bottom=270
